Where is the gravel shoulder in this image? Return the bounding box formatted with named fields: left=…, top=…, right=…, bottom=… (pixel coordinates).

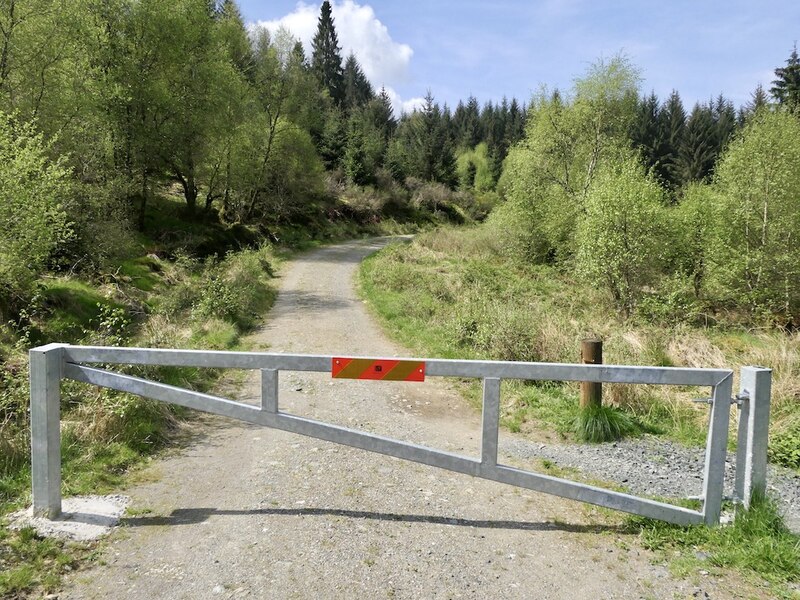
left=60, top=238, right=774, bottom=600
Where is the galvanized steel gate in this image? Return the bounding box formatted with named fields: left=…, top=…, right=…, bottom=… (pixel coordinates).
left=29, top=343, right=771, bottom=526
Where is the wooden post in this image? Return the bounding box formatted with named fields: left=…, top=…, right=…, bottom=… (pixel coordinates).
left=580, top=339, right=602, bottom=409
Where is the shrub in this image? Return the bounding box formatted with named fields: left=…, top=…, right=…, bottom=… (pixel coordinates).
left=709, top=110, right=800, bottom=317
left=0, top=113, right=71, bottom=317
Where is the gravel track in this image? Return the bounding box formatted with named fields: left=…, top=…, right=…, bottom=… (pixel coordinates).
left=61, top=238, right=776, bottom=600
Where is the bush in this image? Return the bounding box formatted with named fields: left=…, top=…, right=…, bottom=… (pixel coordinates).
left=192, top=247, right=275, bottom=328
left=0, top=113, right=71, bottom=317
left=769, top=419, right=800, bottom=469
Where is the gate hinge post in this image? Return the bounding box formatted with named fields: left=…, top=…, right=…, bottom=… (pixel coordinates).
left=734, top=367, right=771, bottom=510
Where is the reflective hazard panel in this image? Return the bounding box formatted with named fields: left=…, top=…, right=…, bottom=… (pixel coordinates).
left=332, top=357, right=425, bottom=382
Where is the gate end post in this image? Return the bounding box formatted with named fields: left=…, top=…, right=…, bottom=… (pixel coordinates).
left=702, top=373, right=733, bottom=525
left=737, top=366, right=772, bottom=509
left=29, top=343, right=65, bottom=519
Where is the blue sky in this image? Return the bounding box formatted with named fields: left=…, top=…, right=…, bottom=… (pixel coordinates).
left=239, top=0, right=799, bottom=113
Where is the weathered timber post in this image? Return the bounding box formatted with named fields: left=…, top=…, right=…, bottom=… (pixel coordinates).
left=580, top=339, right=603, bottom=409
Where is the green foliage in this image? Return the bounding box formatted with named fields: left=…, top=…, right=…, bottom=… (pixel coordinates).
left=393, top=92, right=458, bottom=188
left=502, top=55, right=640, bottom=262
left=576, top=155, right=666, bottom=314
left=679, top=103, right=717, bottom=183
left=0, top=114, right=71, bottom=317
left=709, top=110, right=800, bottom=316
left=768, top=419, right=800, bottom=469
left=673, top=183, right=714, bottom=298
left=456, top=143, right=495, bottom=192
left=311, top=0, right=345, bottom=106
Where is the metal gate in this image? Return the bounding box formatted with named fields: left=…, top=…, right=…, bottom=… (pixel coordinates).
left=29, top=343, right=771, bottom=526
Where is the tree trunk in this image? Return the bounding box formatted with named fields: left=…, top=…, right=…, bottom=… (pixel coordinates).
left=138, top=168, right=147, bottom=232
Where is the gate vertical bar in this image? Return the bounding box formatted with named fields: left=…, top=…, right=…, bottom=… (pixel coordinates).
left=261, top=369, right=278, bottom=413
left=739, top=367, right=772, bottom=507
left=30, top=344, right=64, bottom=519
left=481, top=378, right=501, bottom=467
left=701, top=374, right=733, bottom=525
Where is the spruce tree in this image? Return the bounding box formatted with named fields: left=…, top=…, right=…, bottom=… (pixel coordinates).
left=370, top=86, right=396, bottom=139
left=712, top=94, right=737, bottom=157
left=739, top=84, right=770, bottom=126
left=507, top=98, right=525, bottom=145
left=462, top=96, right=481, bottom=148
left=659, top=90, right=687, bottom=189
left=343, top=53, right=374, bottom=112
left=218, top=0, right=254, bottom=80
left=680, top=103, right=716, bottom=183
left=771, top=43, right=800, bottom=113
left=630, top=92, right=662, bottom=175
left=311, top=1, right=345, bottom=106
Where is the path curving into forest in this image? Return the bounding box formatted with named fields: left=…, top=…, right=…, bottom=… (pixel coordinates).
left=61, top=237, right=764, bottom=599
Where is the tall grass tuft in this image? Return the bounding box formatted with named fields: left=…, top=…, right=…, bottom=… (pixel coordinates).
left=572, top=404, right=640, bottom=443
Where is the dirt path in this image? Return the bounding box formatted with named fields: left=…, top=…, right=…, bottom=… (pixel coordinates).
left=62, top=238, right=758, bottom=600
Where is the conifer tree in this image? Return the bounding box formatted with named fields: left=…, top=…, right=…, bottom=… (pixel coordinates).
left=218, top=0, right=254, bottom=80
left=507, top=98, right=526, bottom=145
left=747, top=84, right=770, bottom=115
left=771, top=43, right=800, bottom=113
left=659, top=90, right=687, bottom=189
left=343, top=53, right=374, bottom=111
left=371, top=86, right=396, bottom=138
left=712, top=94, right=737, bottom=156
left=311, top=1, right=344, bottom=105
left=630, top=92, right=662, bottom=175
left=461, top=96, right=482, bottom=148
left=680, top=103, right=716, bottom=183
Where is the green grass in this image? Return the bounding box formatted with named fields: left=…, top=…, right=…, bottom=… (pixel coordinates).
left=627, top=496, right=800, bottom=595
left=37, top=279, right=123, bottom=344
left=572, top=403, right=642, bottom=443
left=116, top=257, right=162, bottom=291
left=358, top=234, right=705, bottom=445
left=0, top=525, right=92, bottom=598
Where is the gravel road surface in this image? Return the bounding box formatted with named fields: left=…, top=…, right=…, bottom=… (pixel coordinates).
left=61, top=238, right=775, bottom=600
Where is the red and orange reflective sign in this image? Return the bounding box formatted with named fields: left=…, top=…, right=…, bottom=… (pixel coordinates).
left=331, top=357, right=425, bottom=382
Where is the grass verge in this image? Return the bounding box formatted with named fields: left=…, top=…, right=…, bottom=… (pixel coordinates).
left=626, top=496, right=800, bottom=596
left=358, top=227, right=800, bottom=457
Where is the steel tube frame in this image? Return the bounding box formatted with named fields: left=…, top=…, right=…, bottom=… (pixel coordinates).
left=31, top=344, right=755, bottom=527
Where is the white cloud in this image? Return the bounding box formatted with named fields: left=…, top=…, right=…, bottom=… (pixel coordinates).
left=401, top=96, right=426, bottom=114
left=254, top=1, right=413, bottom=106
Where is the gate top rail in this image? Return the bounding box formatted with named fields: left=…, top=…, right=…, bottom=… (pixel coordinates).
left=53, top=344, right=732, bottom=387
